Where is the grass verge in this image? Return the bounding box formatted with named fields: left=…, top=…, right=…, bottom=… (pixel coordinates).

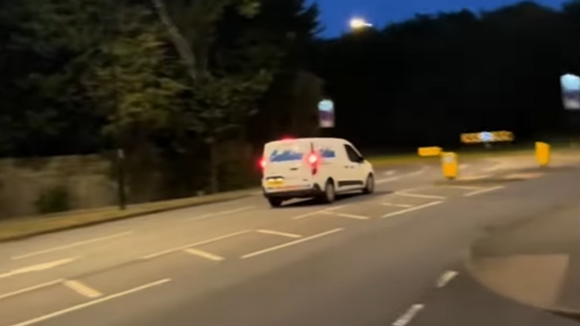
left=0, top=189, right=256, bottom=242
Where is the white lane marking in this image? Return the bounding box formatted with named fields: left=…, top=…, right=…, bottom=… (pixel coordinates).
left=382, top=201, right=443, bottom=218
left=381, top=203, right=414, bottom=208
left=464, top=185, right=504, bottom=197
left=396, top=192, right=446, bottom=200
left=142, top=230, right=251, bottom=259
left=376, top=166, right=428, bottom=184
left=436, top=270, right=458, bottom=288
left=392, top=304, right=424, bottom=326
left=185, top=206, right=255, bottom=221
left=256, top=229, right=302, bottom=238
left=0, top=257, right=78, bottom=279
left=0, top=279, right=64, bottom=301
left=322, top=211, right=369, bottom=220
left=291, top=205, right=347, bottom=220
left=440, top=185, right=483, bottom=190
left=459, top=163, right=468, bottom=169
left=11, top=232, right=134, bottom=260
left=383, top=170, right=396, bottom=176
left=241, top=228, right=344, bottom=259
left=8, top=279, right=170, bottom=326
left=183, top=248, right=225, bottom=261
left=62, top=280, right=102, bottom=298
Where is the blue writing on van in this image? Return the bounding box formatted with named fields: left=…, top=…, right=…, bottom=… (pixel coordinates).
left=320, top=148, right=336, bottom=158
left=269, top=150, right=303, bottom=162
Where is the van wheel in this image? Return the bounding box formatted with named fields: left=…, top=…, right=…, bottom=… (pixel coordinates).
left=320, top=180, right=336, bottom=204
left=267, top=197, right=283, bottom=208
left=362, top=174, right=375, bottom=194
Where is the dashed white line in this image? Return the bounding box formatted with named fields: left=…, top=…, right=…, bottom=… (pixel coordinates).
left=392, top=304, right=425, bottom=326
left=240, top=228, right=343, bottom=259
left=8, top=279, right=170, bottom=326
left=256, top=229, right=302, bottom=238
left=381, top=203, right=414, bottom=208
left=11, top=232, right=133, bottom=260
left=395, top=192, right=446, bottom=200
left=185, top=206, right=255, bottom=221
left=291, top=205, right=347, bottom=220
left=183, top=248, right=225, bottom=261
left=464, top=185, right=504, bottom=197
left=0, top=279, right=64, bottom=301
left=142, top=230, right=251, bottom=259
left=436, top=270, right=458, bottom=288
left=63, top=280, right=102, bottom=298
left=440, top=185, right=483, bottom=190
left=382, top=201, right=443, bottom=218
left=322, top=211, right=369, bottom=220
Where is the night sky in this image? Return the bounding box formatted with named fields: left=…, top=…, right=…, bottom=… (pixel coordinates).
left=314, top=0, right=570, bottom=37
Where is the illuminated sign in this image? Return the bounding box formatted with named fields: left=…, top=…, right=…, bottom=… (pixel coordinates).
left=561, top=74, right=580, bottom=110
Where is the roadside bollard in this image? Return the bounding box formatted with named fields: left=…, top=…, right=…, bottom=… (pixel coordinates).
left=535, top=142, right=550, bottom=167
left=441, top=152, right=458, bottom=180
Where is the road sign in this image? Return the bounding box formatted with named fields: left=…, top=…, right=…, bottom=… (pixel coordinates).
left=479, top=132, right=493, bottom=142
left=561, top=74, right=580, bottom=110
left=318, top=99, right=334, bottom=128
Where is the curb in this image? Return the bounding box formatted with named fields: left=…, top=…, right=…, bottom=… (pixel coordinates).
left=0, top=193, right=254, bottom=243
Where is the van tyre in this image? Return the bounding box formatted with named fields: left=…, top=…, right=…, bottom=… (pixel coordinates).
left=267, top=197, right=283, bottom=208
left=320, top=180, right=336, bottom=204
left=363, top=174, right=375, bottom=194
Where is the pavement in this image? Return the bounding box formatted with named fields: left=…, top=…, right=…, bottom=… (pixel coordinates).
left=0, top=153, right=579, bottom=326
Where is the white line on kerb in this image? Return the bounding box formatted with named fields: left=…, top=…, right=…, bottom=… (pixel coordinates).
left=392, top=304, right=425, bottom=326
left=63, top=280, right=102, bottom=298
left=436, top=270, right=458, bottom=288
left=256, top=229, right=302, bottom=238
left=241, top=228, right=343, bottom=259
left=464, top=186, right=504, bottom=197
left=183, top=248, right=225, bottom=261
left=382, top=201, right=443, bottom=218
left=0, top=279, right=64, bottom=301
left=11, top=232, right=133, bottom=260
left=8, top=279, right=170, bottom=326
left=142, top=230, right=251, bottom=259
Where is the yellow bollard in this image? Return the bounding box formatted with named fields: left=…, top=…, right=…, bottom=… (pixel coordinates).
left=441, top=152, right=458, bottom=180
left=535, top=142, right=550, bottom=167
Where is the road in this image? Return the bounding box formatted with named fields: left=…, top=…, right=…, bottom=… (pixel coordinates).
left=0, top=156, right=578, bottom=326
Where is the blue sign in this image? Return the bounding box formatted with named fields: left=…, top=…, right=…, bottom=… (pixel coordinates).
left=561, top=74, right=580, bottom=110
left=269, top=150, right=303, bottom=162
left=480, top=132, right=493, bottom=142
left=320, top=148, right=336, bottom=158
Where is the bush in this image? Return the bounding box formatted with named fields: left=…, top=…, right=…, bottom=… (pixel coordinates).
left=35, top=186, right=71, bottom=214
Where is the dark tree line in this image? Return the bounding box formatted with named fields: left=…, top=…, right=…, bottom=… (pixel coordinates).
left=0, top=0, right=578, bottom=198
left=309, top=0, right=580, bottom=149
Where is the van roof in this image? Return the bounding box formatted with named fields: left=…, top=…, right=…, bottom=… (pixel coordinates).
left=266, top=137, right=346, bottom=145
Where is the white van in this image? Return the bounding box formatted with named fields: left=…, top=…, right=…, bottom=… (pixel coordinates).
left=260, top=137, right=375, bottom=207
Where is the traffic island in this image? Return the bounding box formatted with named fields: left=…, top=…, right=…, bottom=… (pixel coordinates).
left=466, top=204, right=580, bottom=322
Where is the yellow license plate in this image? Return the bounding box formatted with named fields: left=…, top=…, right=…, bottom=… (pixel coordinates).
left=267, top=179, right=285, bottom=187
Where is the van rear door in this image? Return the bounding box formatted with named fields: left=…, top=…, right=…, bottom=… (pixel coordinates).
left=263, top=140, right=314, bottom=190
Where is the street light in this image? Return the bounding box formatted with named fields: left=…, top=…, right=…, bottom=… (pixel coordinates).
left=349, top=17, right=372, bottom=30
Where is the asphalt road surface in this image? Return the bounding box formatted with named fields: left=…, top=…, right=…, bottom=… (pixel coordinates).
left=0, top=156, right=578, bottom=326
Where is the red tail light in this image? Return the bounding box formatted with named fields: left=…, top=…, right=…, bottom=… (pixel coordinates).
left=307, top=153, right=318, bottom=164
left=259, top=158, right=266, bottom=168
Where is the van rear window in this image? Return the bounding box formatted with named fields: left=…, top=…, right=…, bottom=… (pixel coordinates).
left=268, top=149, right=304, bottom=162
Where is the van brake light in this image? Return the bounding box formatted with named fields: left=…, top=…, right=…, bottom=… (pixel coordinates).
left=307, top=153, right=318, bottom=164
left=259, top=158, right=266, bottom=168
